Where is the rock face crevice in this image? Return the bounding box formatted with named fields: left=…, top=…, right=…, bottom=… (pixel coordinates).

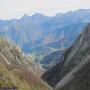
left=42, top=23, right=90, bottom=90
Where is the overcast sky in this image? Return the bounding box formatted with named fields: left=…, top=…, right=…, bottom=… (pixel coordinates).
left=0, top=0, right=90, bottom=19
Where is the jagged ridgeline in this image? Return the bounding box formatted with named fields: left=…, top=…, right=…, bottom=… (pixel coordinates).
left=42, top=23, right=90, bottom=90
left=0, top=38, right=52, bottom=90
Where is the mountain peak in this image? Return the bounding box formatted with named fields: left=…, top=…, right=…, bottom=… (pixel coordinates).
left=21, top=14, right=31, bottom=20
left=32, top=13, right=44, bottom=17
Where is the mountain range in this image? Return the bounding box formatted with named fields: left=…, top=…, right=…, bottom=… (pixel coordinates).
left=0, top=9, right=90, bottom=90
left=0, top=9, right=90, bottom=55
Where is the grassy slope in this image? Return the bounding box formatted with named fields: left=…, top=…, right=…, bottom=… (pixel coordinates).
left=0, top=38, right=52, bottom=90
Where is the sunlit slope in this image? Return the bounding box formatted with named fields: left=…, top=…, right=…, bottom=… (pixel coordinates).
left=0, top=38, right=52, bottom=90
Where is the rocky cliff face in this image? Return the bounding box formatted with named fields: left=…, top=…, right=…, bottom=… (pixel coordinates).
left=42, top=23, right=90, bottom=90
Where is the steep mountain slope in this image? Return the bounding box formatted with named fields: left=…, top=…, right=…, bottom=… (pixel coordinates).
left=0, top=38, right=52, bottom=90
left=40, top=50, right=65, bottom=69
left=42, top=23, right=90, bottom=90
left=0, top=9, right=90, bottom=54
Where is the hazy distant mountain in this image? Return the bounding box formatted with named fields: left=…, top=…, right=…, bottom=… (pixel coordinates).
left=0, top=9, right=90, bottom=54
